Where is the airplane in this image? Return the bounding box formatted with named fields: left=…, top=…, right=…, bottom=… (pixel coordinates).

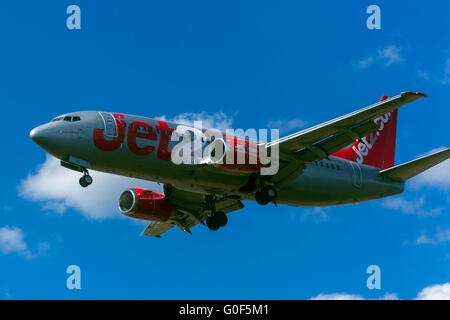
left=29, top=91, right=450, bottom=237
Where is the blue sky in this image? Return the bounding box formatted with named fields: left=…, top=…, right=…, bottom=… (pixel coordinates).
left=1, top=0, right=449, bottom=299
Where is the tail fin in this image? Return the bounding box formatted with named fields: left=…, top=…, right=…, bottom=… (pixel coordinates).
left=380, top=148, right=450, bottom=181
left=333, top=95, right=398, bottom=169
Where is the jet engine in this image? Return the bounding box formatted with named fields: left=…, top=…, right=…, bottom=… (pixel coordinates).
left=204, top=136, right=264, bottom=173
left=201, top=137, right=230, bottom=165
left=118, top=188, right=173, bottom=221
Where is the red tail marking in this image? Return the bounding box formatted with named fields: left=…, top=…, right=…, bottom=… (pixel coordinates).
left=332, top=95, right=398, bottom=170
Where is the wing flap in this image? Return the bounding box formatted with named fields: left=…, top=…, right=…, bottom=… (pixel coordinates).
left=293, top=120, right=379, bottom=162
left=141, top=220, right=175, bottom=237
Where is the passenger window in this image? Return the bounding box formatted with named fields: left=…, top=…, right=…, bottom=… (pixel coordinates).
left=320, top=162, right=324, bottom=167
left=326, top=163, right=329, bottom=168
left=337, top=165, right=340, bottom=171
left=331, top=164, right=335, bottom=170
left=156, top=128, right=160, bottom=134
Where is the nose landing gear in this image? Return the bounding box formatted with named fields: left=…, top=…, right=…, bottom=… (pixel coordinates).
left=255, top=185, right=277, bottom=206
left=79, top=171, right=93, bottom=188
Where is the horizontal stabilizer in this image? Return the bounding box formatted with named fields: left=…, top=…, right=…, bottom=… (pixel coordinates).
left=379, top=148, right=450, bottom=182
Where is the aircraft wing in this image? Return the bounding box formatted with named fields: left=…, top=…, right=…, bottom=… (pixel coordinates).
left=266, top=92, right=426, bottom=186
left=266, top=91, right=426, bottom=159
left=141, top=185, right=244, bottom=237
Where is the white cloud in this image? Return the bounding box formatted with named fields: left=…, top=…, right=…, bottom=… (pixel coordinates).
left=267, top=118, right=307, bottom=134
left=0, top=226, right=49, bottom=259
left=440, top=59, right=450, bottom=84
left=310, top=283, right=450, bottom=300
left=19, top=155, right=161, bottom=220
left=416, top=59, right=450, bottom=85
left=358, top=45, right=404, bottom=69
left=381, top=195, right=442, bottom=217
left=310, top=293, right=364, bottom=300
left=417, top=70, right=430, bottom=80
left=309, top=292, right=398, bottom=300
left=299, top=207, right=330, bottom=222
left=382, top=293, right=400, bottom=300
left=409, top=147, right=450, bottom=191
left=160, top=111, right=235, bottom=131
left=416, top=228, right=450, bottom=245
left=416, top=283, right=450, bottom=300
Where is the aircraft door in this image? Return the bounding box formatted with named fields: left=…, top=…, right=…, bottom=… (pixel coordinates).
left=350, top=162, right=362, bottom=188
left=99, top=112, right=117, bottom=138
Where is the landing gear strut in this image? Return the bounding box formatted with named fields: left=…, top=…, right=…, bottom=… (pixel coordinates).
left=204, top=195, right=228, bottom=231
left=79, top=171, right=93, bottom=188
left=255, top=185, right=277, bottom=206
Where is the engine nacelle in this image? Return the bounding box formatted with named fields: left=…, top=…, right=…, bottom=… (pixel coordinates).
left=218, top=136, right=264, bottom=173
left=201, top=137, right=230, bottom=165
left=118, top=188, right=172, bottom=221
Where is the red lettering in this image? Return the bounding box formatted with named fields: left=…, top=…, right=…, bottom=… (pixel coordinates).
left=127, top=121, right=157, bottom=156
left=93, top=113, right=126, bottom=151
left=156, top=121, right=174, bottom=161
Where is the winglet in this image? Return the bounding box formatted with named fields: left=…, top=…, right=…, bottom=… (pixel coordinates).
left=403, top=91, right=428, bottom=98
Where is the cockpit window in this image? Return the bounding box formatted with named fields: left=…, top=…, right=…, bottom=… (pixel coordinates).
left=52, top=115, right=81, bottom=122
left=51, top=116, right=64, bottom=122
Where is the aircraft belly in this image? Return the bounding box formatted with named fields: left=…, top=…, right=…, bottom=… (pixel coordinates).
left=276, top=163, right=404, bottom=206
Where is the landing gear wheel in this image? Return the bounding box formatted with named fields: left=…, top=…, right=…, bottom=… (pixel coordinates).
left=83, top=174, right=93, bottom=185
left=79, top=172, right=93, bottom=188
left=215, top=211, right=228, bottom=227
left=206, top=217, right=220, bottom=231
left=261, top=185, right=277, bottom=202
left=255, top=191, right=269, bottom=206
left=255, top=186, right=277, bottom=206
left=206, top=211, right=228, bottom=231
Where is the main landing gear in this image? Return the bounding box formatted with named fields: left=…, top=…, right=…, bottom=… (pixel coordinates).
left=204, top=195, right=228, bottom=231
left=206, top=211, right=228, bottom=231
left=255, top=185, right=277, bottom=206
left=79, top=171, right=93, bottom=188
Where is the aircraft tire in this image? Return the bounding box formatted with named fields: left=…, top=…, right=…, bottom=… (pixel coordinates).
left=206, top=217, right=220, bottom=231
left=84, top=174, right=93, bottom=185
left=255, top=191, right=269, bottom=206
left=215, top=211, right=228, bottom=227
left=79, top=177, right=89, bottom=188
left=261, top=185, right=277, bottom=202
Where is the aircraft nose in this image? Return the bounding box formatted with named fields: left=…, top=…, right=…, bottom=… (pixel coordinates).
left=29, top=128, right=38, bottom=141
left=29, top=125, right=52, bottom=147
